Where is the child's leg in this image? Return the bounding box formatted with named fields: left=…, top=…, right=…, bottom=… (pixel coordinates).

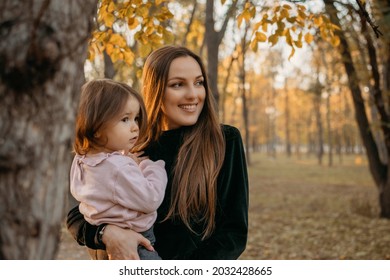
left=138, top=227, right=161, bottom=260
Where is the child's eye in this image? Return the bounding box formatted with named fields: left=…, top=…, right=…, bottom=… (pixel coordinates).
left=135, top=116, right=140, bottom=124
left=121, top=117, right=130, bottom=123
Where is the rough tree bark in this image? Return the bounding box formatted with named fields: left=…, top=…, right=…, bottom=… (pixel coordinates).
left=0, top=0, right=96, bottom=259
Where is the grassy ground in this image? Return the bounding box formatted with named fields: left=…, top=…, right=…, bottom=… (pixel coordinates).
left=56, top=152, right=390, bottom=260
left=240, top=153, right=390, bottom=260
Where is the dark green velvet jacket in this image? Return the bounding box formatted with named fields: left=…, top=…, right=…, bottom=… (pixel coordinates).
left=66, top=124, right=249, bottom=259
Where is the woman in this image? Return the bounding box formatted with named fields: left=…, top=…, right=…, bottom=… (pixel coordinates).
left=67, top=45, right=249, bottom=260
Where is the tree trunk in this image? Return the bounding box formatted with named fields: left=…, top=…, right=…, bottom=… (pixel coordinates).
left=205, top=0, right=237, bottom=108
left=314, top=92, right=324, bottom=165
left=324, top=0, right=390, bottom=217
left=285, top=85, right=291, bottom=157
left=0, top=0, right=96, bottom=259
left=326, top=94, right=333, bottom=167
left=239, top=27, right=250, bottom=165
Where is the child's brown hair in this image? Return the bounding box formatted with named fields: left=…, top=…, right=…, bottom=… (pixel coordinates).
left=73, top=79, right=147, bottom=155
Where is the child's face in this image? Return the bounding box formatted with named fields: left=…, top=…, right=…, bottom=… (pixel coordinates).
left=100, top=96, right=140, bottom=153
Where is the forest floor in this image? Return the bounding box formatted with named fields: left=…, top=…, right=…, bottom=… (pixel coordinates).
left=56, top=153, right=390, bottom=260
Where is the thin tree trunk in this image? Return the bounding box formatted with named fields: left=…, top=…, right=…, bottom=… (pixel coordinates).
left=285, top=84, right=291, bottom=157
left=326, top=94, right=333, bottom=167
left=205, top=0, right=237, bottom=107
left=240, top=26, right=250, bottom=165
left=181, top=1, right=198, bottom=46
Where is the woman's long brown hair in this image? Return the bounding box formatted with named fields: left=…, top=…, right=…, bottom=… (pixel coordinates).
left=136, top=46, right=225, bottom=239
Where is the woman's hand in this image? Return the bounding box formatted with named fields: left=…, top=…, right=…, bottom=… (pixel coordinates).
left=102, top=224, right=154, bottom=260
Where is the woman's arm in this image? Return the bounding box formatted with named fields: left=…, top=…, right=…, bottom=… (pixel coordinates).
left=189, top=125, right=249, bottom=259
left=66, top=205, right=152, bottom=259
left=66, top=205, right=104, bottom=249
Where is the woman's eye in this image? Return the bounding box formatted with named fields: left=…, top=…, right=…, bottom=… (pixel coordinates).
left=170, top=82, right=182, bottom=88
left=195, top=80, right=204, bottom=86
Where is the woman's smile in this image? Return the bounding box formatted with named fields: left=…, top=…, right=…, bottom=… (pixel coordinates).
left=178, top=103, right=198, bottom=112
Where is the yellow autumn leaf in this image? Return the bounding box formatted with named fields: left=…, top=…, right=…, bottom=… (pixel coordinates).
left=87, top=47, right=95, bottom=61
left=125, top=6, right=135, bottom=17
left=298, top=32, right=303, bottom=41
left=163, top=29, right=174, bottom=44
left=123, top=50, right=135, bottom=65
left=249, top=6, right=256, bottom=18
left=280, top=8, right=289, bottom=19
left=262, top=22, right=268, bottom=32
left=106, top=43, right=114, bottom=55
left=294, top=40, right=302, bottom=48
left=288, top=47, right=295, bottom=60
left=256, top=31, right=267, bottom=42
left=331, top=35, right=340, bottom=47
left=268, top=34, right=279, bottom=46
left=145, top=26, right=155, bottom=36
left=285, top=30, right=293, bottom=46
left=104, top=13, right=116, bottom=28
left=138, top=6, right=149, bottom=18
left=128, top=17, right=139, bottom=29
left=331, top=23, right=341, bottom=31
left=136, top=69, right=143, bottom=79
left=156, top=0, right=166, bottom=5
left=297, top=4, right=306, bottom=11
left=109, top=33, right=126, bottom=47
left=139, top=44, right=152, bottom=58
left=243, top=9, right=252, bottom=23
left=237, top=13, right=244, bottom=28
left=304, top=32, right=314, bottom=44
left=313, top=16, right=323, bottom=27
left=320, top=28, right=328, bottom=41
left=298, top=9, right=307, bottom=20
left=107, top=1, right=116, bottom=13
left=287, top=16, right=297, bottom=24
left=277, top=21, right=285, bottom=33
left=110, top=49, right=120, bottom=63
left=250, top=39, right=258, bottom=52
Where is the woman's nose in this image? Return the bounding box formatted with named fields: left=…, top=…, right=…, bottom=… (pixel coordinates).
left=186, top=85, right=197, bottom=99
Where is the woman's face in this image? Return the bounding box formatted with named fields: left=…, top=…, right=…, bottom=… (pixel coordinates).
left=162, top=56, right=206, bottom=130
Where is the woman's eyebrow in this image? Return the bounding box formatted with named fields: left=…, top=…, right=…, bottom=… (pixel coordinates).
left=168, top=75, right=204, bottom=81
